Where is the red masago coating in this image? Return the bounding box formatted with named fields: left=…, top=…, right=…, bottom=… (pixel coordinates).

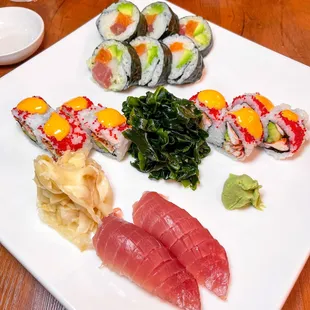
left=133, top=192, right=230, bottom=299
left=93, top=214, right=201, bottom=310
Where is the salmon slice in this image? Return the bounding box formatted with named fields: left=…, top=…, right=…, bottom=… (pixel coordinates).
left=133, top=192, right=230, bottom=299
left=93, top=214, right=201, bottom=310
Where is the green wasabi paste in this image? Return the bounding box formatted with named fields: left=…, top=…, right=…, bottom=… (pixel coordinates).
left=221, top=174, right=265, bottom=210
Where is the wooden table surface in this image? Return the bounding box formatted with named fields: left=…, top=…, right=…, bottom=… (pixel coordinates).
left=0, top=0, right=309, bottom=309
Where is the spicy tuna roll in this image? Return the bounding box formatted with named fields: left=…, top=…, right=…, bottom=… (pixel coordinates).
left=82, top=106, right=131, bottom=161
left=88, top=40, right=141, bottom=91
left=11, top=96, right=54, bottom=145
left=179, top=16, right=213, bottom=57
left=96, top=1, right=147, bottom=42
left=130, top=36, right=172, bottom=87
left=142, top=2, right=179, bottom=39
left=261, top=105, right=308, bottom=159
left=163, top=34, right=204, bottom=85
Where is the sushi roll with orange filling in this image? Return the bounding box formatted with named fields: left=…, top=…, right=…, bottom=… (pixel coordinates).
left=83, top=107, right=131, bottom=161
left=190, top=89, right=228, bottom=145
left=96, top=1, right=147, bottom=42
left=37, top=112, right=92, bottom=159
left=179, top=16, right=213, bottom=57
left=142, top=2, right=179, bottom=39
left=11, top=96, right=54, bottom=145
left=261, top=105, right=308, bottom=159
left=88, top=40, right=141, bottom=91
left=163, top=34, right=204, bottom=85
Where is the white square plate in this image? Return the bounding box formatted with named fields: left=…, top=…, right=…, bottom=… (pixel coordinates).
left=0, top=1, right=309, bottom=309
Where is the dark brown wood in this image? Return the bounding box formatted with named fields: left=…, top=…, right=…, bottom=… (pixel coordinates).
left=0, top=0, right=309, bottom=309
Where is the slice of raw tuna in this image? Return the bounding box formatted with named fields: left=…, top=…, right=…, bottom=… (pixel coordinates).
left=93, top=214, right=201, bottom=310
left=91, top=62, right=112, bottom=89
left=133, top=192, right=230, bottom=299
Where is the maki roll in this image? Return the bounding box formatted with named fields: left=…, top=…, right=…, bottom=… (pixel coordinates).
left=88, top=40, right=141, bottom=91
left=163, top=34, right=204, bottom=85
left=222, top=106, right=263, bottom=160
left=83, top=107, right=131, bottom=161
left=11, top=96, right=54, bottom=144
left=261, top=105, right=308, bottom=159
left=232, top=93, right=274, bottom=117
left=37, top=112, right=92, bottom=159
left=179, top=16, right=213, bottom=57
left=58, top=96, right=96, bottom=132
left=142, top=2, right=179, bottom=39
left=130, top=36, right=172, bottom=87
left=96, top=1, right=147, bottom=42
left=190, top=90, right=228, bottom=145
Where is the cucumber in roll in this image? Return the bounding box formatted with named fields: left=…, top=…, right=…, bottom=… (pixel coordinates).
left=87, top=40, right=141, bottom=92
left=142, top=2, right=179, bottom=39
left=163, top=34, right=204, bottom=85
left=130, top=36, right=172, bottom=87
left=96, top=1, right=147, bottom=42
left=179, top=16, right=213, bottom=57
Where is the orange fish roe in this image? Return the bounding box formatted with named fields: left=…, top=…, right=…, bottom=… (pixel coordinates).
left=134, top=43, right=147, bottom=56
left=95, top=48, right=112, bottom=64
left=185, top=20, right=199, bottom=37
left=116, top=12, right=133, bottom=27
left=145, top=14, right=157, bottom=26
left=170, top=42, right=184, bottom=52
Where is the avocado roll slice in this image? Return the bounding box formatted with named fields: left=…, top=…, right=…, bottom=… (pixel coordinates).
left=163, top=34, right=204, bottom=85
left=130, top=36, right=172, bottom=87
left=87, top=40, right=141, bottom=92
left=261, top=104, right=308, bottom=159
left=142, top=2, right=179, bottom=39
left=96, top=1, right=147, bottom=42
left=179, top=16, right=213, bottom=57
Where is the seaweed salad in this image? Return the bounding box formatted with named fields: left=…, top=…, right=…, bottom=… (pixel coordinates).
left=122, top=86, right=210, bottom=190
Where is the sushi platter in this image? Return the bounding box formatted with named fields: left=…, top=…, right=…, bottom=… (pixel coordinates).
left=0, top=0, right=310, bottom=309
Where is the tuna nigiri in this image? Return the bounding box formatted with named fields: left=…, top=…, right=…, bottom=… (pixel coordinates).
left=93, top=214, right=201, bottom=310
left=133, top=192, right=230, bottom=299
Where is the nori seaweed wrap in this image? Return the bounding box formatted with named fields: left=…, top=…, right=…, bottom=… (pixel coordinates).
left=130, top=36, right=172, bottom=87
left=87, top=40, right=141, bottom=92
left=96, top=1, right=147, bottom=42
left=163, top=34, right=204, bottom=85
left=142, top=2, right=179, bottom=39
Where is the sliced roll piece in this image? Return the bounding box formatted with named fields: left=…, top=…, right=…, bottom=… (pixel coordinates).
left=11, top=96, right=54, bottom=145
left=142, top=2, right=179, bottom=39
left=96, top=1, right=147, bottom=41
left=130, top=36, right=172, bottom=87
left=190, top=89, right=228, bottom=145
left=232, top=93, right=274, bottom=117
left=82, top=106, right=131, bottom=161
left=261, top=104, right=308, bottom=159
left=88, top=40, right=141, bottom=92
left=163, top=34, right=204, bottom=85
left=179, top=16, right=213, bottom=57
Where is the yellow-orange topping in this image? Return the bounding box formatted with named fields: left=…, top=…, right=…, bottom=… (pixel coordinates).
left=43, top=113, right=70, bottom=141
left=17, top=97, right=48, bottom=114
left=197, top=90, right=226, bottom=110
left=255, top=94, right=274, bottom=112
left=96, top=108, right=126, bottom=128
left=64, top=97, right=88, bottom=111
left=281, top=110, right=299, bottom=122
left=230, top=107, right=263, bottom=139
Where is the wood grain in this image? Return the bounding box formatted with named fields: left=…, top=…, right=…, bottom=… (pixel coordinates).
left=0, top=0, right=309, bottom=309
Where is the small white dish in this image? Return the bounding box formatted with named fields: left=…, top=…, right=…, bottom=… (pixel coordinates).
left=0, top=7, right=44, bottom=65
